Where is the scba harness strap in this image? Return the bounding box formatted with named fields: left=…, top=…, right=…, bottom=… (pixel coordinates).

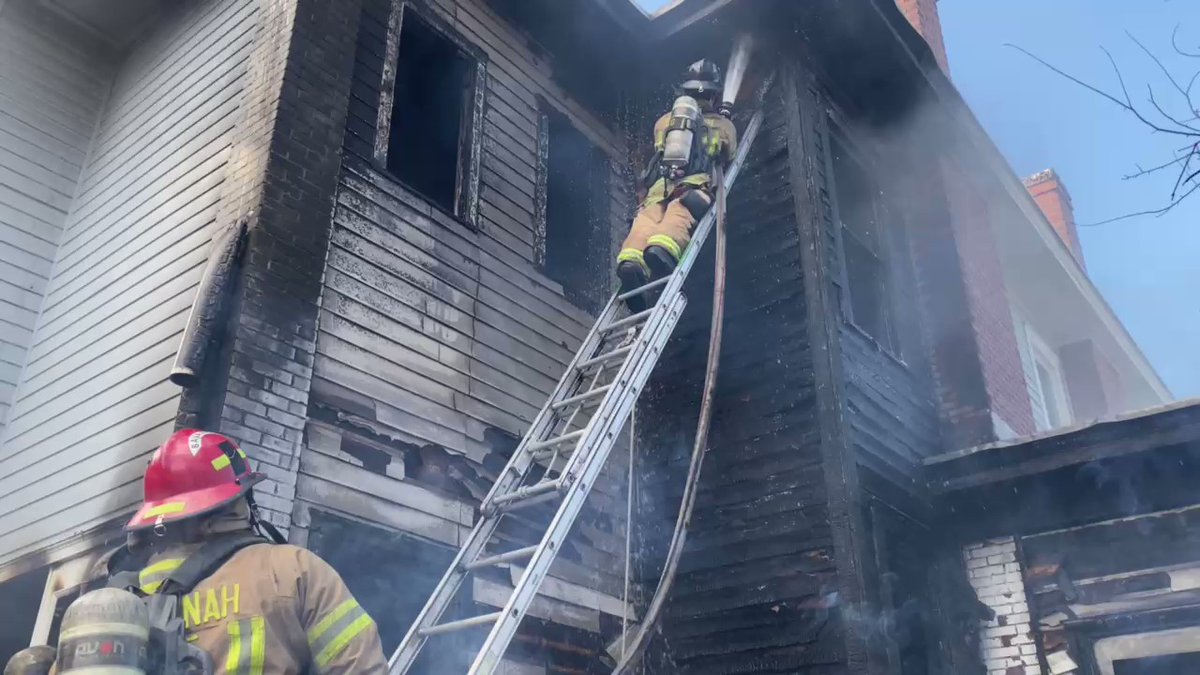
left=103, top=535, right=270, bottom=675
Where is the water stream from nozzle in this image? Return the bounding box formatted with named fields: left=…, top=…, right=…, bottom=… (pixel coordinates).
left=721, top=33, right=755, bottom=114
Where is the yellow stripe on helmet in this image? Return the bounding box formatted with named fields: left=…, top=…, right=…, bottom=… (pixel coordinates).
left=142, top=502, right=186, bottom=520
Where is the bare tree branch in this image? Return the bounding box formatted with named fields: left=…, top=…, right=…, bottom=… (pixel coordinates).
left=1005, top=43, right=1198, bottom=137
left=1124, top=152, right=1189, bottom=181
left=1171, top=144, right=1198, bottom=198
left=1080, top=180, right=1200, bottom=226
left=1173, top=24, right=1200, bottom=59
left=1009, top=36, right=1200, bottom=226
left=1128, top=30, right=1197, bottom=114
left=1146, top=84, right=1200, bottom=133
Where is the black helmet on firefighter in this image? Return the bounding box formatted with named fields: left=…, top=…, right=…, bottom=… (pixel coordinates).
left=679, top=59, right=722, bottom=100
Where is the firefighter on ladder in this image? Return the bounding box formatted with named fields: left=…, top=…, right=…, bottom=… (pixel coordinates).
left=80, top=429, right=388, bottom=674
left=617, top=59, right=738, bottom=311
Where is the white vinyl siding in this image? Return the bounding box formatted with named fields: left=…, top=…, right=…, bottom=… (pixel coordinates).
left=0, top=2, right=111, bottom=436
left=0, top=0, right=257, bottom=567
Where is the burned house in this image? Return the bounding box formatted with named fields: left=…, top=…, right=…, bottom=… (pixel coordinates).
left=0, top=0, right=1176, bottom=673
left=930, top=401, right=1200, bottom=675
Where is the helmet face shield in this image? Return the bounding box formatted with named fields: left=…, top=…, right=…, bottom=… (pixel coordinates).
left=126, top=430, right=266, bottom=531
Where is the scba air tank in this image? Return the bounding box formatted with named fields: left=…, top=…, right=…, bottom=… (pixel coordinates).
left=57, top=588, right=150, bottom=675
left=660, top=95, right=702, bottom=180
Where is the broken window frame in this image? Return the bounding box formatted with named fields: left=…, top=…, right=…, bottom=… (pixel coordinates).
left=533, top=98, right=613, bottom=313
left=825, top=124, right=903, bottom=357
left=374, top=0, right=486, bottom=230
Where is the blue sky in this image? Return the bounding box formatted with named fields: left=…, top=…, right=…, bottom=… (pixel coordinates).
left=634, top=0, right=1198, bottom=399
left=941, top=0, right=1200, bottom=398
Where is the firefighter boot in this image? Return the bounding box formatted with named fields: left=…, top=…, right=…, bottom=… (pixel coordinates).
left=642, top=244, right=678, bottom=309
left=644, top=244, right=678, bottom=281
left=617, top=260, right=649, bottom=313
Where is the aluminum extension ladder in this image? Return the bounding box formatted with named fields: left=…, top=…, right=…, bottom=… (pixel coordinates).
left=389, top=108, right=764, bottom=675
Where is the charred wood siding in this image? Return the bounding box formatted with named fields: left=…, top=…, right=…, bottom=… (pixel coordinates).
left=0, top=4, right=111, bottom=436
left=0, top=0, right=256, bottom=568
left=841, top=329, right=939, bottom=490
left=1019, top=503, right=1200, bottom=674
left=298, top=0, right=633, bottom=623
left=634, top=87, right=843, bottom=674
left=816, top=107, right=939, bottom=492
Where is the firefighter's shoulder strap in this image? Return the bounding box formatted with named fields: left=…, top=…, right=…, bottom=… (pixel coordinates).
left=158, top=533, right=268, bottom=595
left=105, top=533, right=267, bottom=595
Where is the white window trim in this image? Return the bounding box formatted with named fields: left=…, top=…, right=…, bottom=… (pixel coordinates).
left=1024, top=324, right=1073, bottom=431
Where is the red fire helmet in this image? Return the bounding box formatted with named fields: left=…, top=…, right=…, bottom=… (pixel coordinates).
left=126, top=429, right=266, bottom=531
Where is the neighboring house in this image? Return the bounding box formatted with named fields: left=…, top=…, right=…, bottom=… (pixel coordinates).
left=896, top=0, right=1169, bottom=442
left=0, top=0, right=1173, bottom=674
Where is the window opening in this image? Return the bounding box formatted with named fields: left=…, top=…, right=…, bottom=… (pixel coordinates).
left=830, top=133, right=899, bottom=354
left=387, top=10, right=475, bottom=215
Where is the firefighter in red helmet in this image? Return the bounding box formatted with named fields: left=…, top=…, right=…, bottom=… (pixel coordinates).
left=99, top=429, right=387, bottom=674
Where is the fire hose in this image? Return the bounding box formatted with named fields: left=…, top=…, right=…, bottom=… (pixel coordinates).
left=612, top=163, right=728, bottom=674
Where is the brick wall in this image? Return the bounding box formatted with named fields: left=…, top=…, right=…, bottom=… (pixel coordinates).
left=965, top=538, right=1042, bottom=675
left=943, top=166, right=1037, bottom=440
left=177, top=0, right=364, bottom=534
left=895, top=0, right=950, bottom=75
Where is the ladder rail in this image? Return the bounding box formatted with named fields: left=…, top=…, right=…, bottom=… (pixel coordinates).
left=389, top=106, right=765, bottom=675
left=388, top=297, right=624, bottom=672
left=465, top=110, right=758, bottom=667
left=469, top=292, right=688, bottom=674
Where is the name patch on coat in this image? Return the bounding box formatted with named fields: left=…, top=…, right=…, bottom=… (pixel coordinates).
left=181, top=584, right=240, bottom=630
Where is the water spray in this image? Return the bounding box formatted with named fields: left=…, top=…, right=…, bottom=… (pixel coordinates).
left=720, top=33, right=755, bottom=118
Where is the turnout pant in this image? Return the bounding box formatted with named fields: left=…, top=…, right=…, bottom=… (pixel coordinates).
left=617, top=189, right=713, bottom=273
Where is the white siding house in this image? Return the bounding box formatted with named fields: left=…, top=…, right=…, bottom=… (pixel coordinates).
left=0, top=0, right=258, bottom=569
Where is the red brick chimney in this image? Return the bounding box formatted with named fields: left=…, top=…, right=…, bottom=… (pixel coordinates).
left=1023, top=169, right=1086, bottom=270
left=896, top=0, right=950, bottom=75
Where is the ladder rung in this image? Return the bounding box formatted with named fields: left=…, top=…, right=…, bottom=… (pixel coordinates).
left=551, top=385, right=612, bottom=411
left=618, top=276, right=669, bottom=300
left=490, top=479, right=561, bottom=507
left=419, top=612, right=502, bottom=637
left=466, top=545, right=538, bottom=571
left=603, top=308, right=653, bottom=333
left=579, top=345, right=633, bottom=370
left=527, top=429, right=585, bottom=452
left=493, top=490, right=561, bottom=513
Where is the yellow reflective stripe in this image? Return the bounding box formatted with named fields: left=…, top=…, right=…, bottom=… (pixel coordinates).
left=646, top=234, right=682, bottom=261
left=226, top=620, right=243, bottom=674
left=140, top=558, right=185, bottom=578
left=617, top=248, right=644, bottom=263
left=315, top=614, right=374, bottom=670
left=212, top=454, right=231, bottom=471
left=308, top=599, right=359, bottom=645
left=617, top=248, right=649, bottom=272
left=249, top=617, right=265, bottom=675
left=142, top=502, right=186, bottom=519
left=138, top=558, right=185, bottom=595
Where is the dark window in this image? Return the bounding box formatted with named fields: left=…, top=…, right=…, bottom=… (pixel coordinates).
left=387, top=10, right=476, bottom=216
left=538, top=106, right=611, bottom=314
left=830, top=133, right=899, bottom=354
